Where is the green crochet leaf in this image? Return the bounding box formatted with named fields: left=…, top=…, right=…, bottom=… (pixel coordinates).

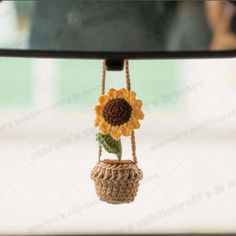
left=96, top=133, right=122, bottom=160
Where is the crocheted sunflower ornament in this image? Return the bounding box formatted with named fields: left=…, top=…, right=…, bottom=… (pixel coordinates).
left=95, top=88, right=144, bottom=140
left=91, top=60, right=144, bottom=204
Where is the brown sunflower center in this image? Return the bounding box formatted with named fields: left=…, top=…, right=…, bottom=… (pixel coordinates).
left=103, top=98, right=132, bottom=126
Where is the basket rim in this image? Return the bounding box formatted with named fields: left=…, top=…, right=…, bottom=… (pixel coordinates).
left=101, top=159, right=135, bottom=165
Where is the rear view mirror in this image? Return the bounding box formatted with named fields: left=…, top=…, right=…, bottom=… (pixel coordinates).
left=0, top=0, right=236, bottom=60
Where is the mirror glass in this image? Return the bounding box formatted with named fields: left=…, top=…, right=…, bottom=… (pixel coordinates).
left=0, top=0, right=236, bottom=53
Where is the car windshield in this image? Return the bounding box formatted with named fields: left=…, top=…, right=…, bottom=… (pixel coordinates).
left=0, top=57, right=236, bottom=234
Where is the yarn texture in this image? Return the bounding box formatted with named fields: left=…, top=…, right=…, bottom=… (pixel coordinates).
left=92, top=60, right=143, bottom=204
left=96, top=133, right=122, bottom=160
left=103, top=98, right=132, bottom=126
left=95, top=88, right=144, bottom=140
left=91, top=160, right=143, bottom=204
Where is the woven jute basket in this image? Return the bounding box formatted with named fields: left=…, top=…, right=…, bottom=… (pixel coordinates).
left=91, top=160, right=143, bottom=204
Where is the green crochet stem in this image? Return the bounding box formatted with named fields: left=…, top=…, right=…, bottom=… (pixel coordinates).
left=96, top=133, right=122, bottom=160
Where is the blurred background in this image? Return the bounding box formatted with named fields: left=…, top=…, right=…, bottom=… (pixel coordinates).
left=0, top=55, right=236, bottom=235
left=1, top=1, right=236, bottom=51
left=0, top=0, right=236, bottom=235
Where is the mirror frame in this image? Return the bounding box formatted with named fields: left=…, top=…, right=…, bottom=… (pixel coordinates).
left=0, top=49, right=235, bottom=60
left=0, top=0, right=236, bottom=60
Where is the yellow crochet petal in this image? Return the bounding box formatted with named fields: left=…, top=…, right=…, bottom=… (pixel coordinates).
left=99, top=95, right=109, bottom=105
left=120, top=125, right=125, bottom=132
left=95, top=105, right=103, bottom=115
left=108, top=88, right=118, bottom=98
left=131, top=118, right=140, bottom=129
left=100, top=129, right=107, bottom=135
left=133, top=99, right=143, bottom=109
left=122, top=126, right=132, bottom=136
left=133, top=110, right=144, bottom=120
left=100, top=123, right=109, bottom=134
left=94, top=116, right=101, bottom=127
left=107, top=124, right=112, bottom=132
left=128, top=91, right=136, bottom=102
left=118, top=88, right=128, bottom=98
left=111, top=128, right=122, bottom=140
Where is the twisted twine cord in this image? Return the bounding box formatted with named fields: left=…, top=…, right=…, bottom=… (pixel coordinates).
left=98, top=60, right=137, bottom=163
left=130, top=131, right=137, bottom=163
left=101, top=60, right=106, bottom=95
left=125, top=60, right=137, bottom=163
left=98, top=61, right=106, bottom=162
left=125, top=60, right=131, bottom=91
